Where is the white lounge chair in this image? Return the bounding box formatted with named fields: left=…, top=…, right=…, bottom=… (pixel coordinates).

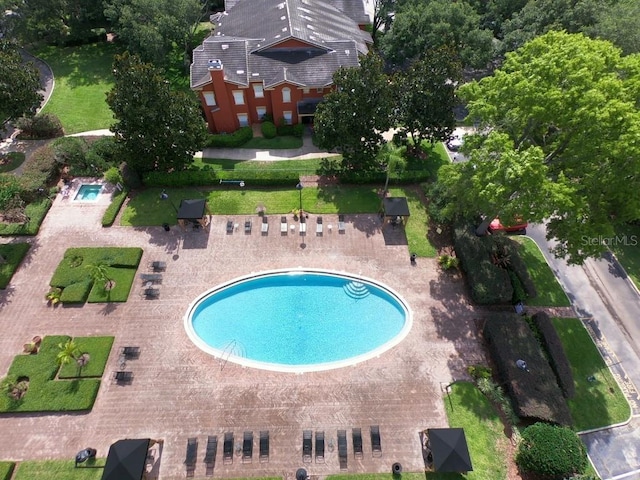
left=338, top=214, right=346, bottom=233
left=280, top=216, right=288, bottom=234
left=261, top=216, right=269, bottom=234
left=316, top=217, right=323, bottom=235
left=300, top=219, right=307, bottom=235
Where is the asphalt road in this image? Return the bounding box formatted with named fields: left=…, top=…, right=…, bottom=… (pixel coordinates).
left=527, top=223, right=640, bottom=480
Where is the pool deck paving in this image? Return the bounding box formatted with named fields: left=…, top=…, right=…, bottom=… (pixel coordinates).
left=0, top=192, right=489, bottom=479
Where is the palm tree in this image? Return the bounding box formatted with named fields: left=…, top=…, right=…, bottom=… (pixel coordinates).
left=57, top=339, right=79, bottom=367
left=379, top=143, right=407, bottom=197
left=85, top=262, right=110, bottom=288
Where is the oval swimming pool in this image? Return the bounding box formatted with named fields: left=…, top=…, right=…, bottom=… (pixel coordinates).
left=184, top=269, right=412, bottom=372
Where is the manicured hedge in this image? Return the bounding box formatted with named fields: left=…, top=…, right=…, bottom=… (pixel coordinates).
left=0, top=198, right=52, bottom=236
left=58, top=336, right=114, bottom=379
left=516, top=423, right=587, bottom=478
left=532, top=312, right=575, bottom=399
left=101, top=189, right=128, bottom=227
left=0, top=243, right=30, bottom=288
left=143, top=168, right=299, bottom=187
left=204, top=126, right=253, bottom=147
left=0, top=336, right=108, bottom=412
left=261, top=121, right=277, bottom=139
left=276, top=123, right=304, bottom=138
left=50, top=247, right=142, bottom=304
left=494, top=235, right=537, bottom=298
left=0, top=462, right=14, bottom=480
left=483, top=313, right=573, bottom=425
left=454, top=223, right=513, bottom=304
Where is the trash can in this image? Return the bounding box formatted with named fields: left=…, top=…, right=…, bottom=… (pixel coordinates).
left=410, top=253, right=417, bottom=264
left=162, top=223, right=170, bottom=232
left=392, top=462, right=402, bottom=474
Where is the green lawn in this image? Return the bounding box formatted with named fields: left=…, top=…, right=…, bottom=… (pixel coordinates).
left=0, top=335, right=112, bottom=413
left=0, top=462, right=14, bottom=480
left=35, top=43, right=117, bottom=134
left=13, top=459, right=106, bottom=480
left=388, top=187, right=437, bottom=257
left=512, top=236, right=571, bottom=307
left=241, top=136, right=303, bottom=149
left=610, top=223, right=640, bottom=291
left=0, top=152, right=26, bottom=172
left=57, top=336, right=114, bottom=379
left=553, top=318, right=631, bottom=430
left=0, top=242, right=30, bottom=289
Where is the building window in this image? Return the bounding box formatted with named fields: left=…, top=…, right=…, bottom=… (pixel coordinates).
left=232, top=90, right=245, bottom=105
left=283, top=111, right=292, bottom=124
left=253, top=84, right=264, bottom=98
left=203, top=92, right=216, bottom=106
left=237, top=113, right=249, bottom=127
left=316, top=88, right=323, bottom=93
left=282, top=87, right=291, bottom=103
left=256, top=106, right=267, bottom=120
left=303, top=88, right=310, bottom=94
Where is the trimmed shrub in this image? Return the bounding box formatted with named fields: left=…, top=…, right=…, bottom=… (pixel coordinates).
left=143, top=167, right=299, bottom=187
left=261, top=121, right=277, bottom=139
left=59, top=280, right=92, bottom=304
left=0, top=243, right=30, bottom=289
left=276, top=123, right=305, bottom=138
left=18, top=144, right=59, bottom=193
left=454, top=223, right=513, bottom=304
left=16, top=113, right=64, bottom=139
left=0, top=198, right=52, bottom=236
left=0, top=462, right=15, bottom=480
left=205, top=126, right=253, bottom=147
left=516, top=423, right=587, bottom=478
left=494, top=235, right=537, bottom=298
left=532, top=312, right=576, bottom=398
left=87, top=136, right=118, bottom=164
left=509, top=269, right=527, bottom=304
left=483, top=313, right=572, bottom=425
left=103, top=166, right=123, bottom=186
left=102, top=189, right=128, bottom=227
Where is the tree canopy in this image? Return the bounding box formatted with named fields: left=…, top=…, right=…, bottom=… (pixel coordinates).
left=313, top=53, right=394, bottom=172
left=0, top=40, right=43, bottom=129
left=451, top=31, right=640, bottom=263
left=106, top=52, right=206, bottom=174
left=381, top=0, right=494, bottom=70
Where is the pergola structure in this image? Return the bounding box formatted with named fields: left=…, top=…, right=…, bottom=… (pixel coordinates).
left=427, top=428, right=473, bottom=473
left=177, top=199, right=210, bottom=230
left=101, top=438, right=151, bottom=480
left=382, top=197, right=410, bottom=226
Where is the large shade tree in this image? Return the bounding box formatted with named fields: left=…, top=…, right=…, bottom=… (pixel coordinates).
left=0, top=40, right=42, bottom=131
left=381, top=0, right=494, bottom=70
left=314, top=53, right=394, bottom=172
left=454, top=31, right=640, bottom=264
left=106, top=52, right=206, bottom=174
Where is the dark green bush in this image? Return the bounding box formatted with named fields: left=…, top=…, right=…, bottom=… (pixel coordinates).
left=59, top=280, right=92, bottom=303
left=483, top=313, right=572, bottom=425
left=261, top=121, right=277, bottom=139
left=16, top=113, right=64, bottom=139
left=87, top=136, right=118, bottom=165
left=494, top=235, right=537, bottom=298
left=102, top=190, right=128, bottom=227
left=516, top=423, right=587, bottom=478
left=18, top=144, right=59, bottom=193
left=531, top=312, right=576, bottom=399
left=453, top=223, right=513, bottom=304
left=0, top=243, right=30, bottom=289
left=0, top=462, right=15, bottom=480
left=0, top=198, right=52, bottom=236
left=143, top=167, right=299, bottom=187
left=509, top=269, right=527, bottom=304
left=204, top=126, right=253, bottom=147
left=275, top=123, right=305, bottom=138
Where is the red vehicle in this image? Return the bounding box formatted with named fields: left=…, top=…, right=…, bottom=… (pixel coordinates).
left=489, top=217, right=528, bottom=233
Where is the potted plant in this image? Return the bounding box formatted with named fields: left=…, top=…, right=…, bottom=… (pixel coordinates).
left=45, top=287, right=62, bottom=306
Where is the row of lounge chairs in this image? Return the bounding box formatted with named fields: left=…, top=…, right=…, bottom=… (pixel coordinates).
left=224, top=215, right=348, bottom=235
left=186, top=431, right=270, bottom=476
left=303, top=426, right=381, bottom=469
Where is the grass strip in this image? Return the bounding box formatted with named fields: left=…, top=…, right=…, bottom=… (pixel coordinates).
left=553, top=317, right=631, bottom=430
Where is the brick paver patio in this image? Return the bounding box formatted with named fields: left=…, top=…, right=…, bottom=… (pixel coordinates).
left=0, top=192, right=486, bottom=479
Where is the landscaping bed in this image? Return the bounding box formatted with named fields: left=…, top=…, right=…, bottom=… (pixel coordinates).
left=0, top=198, right=52, bottom=236
left=0, top=152, right=26, bottom=173
left=0, top=243, right=30, bottom=289
left=0, top=335, right=113, bottom=413
left=49, top=247, right=142, bottom=304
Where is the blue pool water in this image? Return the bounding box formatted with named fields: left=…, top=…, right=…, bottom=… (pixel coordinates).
left=74, top=184, right=102, bottom=201
left=185, top=270, right=411, bottom=372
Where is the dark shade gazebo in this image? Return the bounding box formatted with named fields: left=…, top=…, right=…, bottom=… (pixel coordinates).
left=177, top=199, right=210, bottom=230
left=427, top=428, right=473, bottom=473
left=382, top=197, right=410, bottom=226
left=101, top=438, right=150, bottom=480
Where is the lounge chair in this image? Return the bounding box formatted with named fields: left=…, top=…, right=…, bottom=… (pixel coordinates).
left=303, top=430, right=312, bottom=463
left=226, top=220, right=234, bottom=233
left=299, top=217, right=307, bottom=235
left=223, top=433, right=233, bottom=464
left=261, top=216, right=269, bottom=234
left=259, top=431, right=269, bottom=463
left=245, top=219, right=252, bottom=234
left=185, top=437, right=198, bottom=477
left=114, top=371, right=133, bottom=384
left=370, top=425, right=382, bottom=457
left=204, top=435, right=217, bottom=476
left=338, top=214, right=346, bottom=233
left=338, top=430, right=348, bottom=470
left=315, top=431, right=325, bottom=463
left=143, top=288, right=160, bottom=299
left=242, top=431, right=253, bottom=463
left=122, top=346, right=140, bottom=359
left=316, top=217, right=323, bottom=235
left=352, top=428, right=363, bottom=458
left=151, top=261, right=166, bottom=272
left=280, top=216, right=288, bottom=234
left=140, top=273, right=162, bottom=283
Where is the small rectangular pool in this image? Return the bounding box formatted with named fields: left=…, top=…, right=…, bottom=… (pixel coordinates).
left=74, top=184, right=102, bottom=201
